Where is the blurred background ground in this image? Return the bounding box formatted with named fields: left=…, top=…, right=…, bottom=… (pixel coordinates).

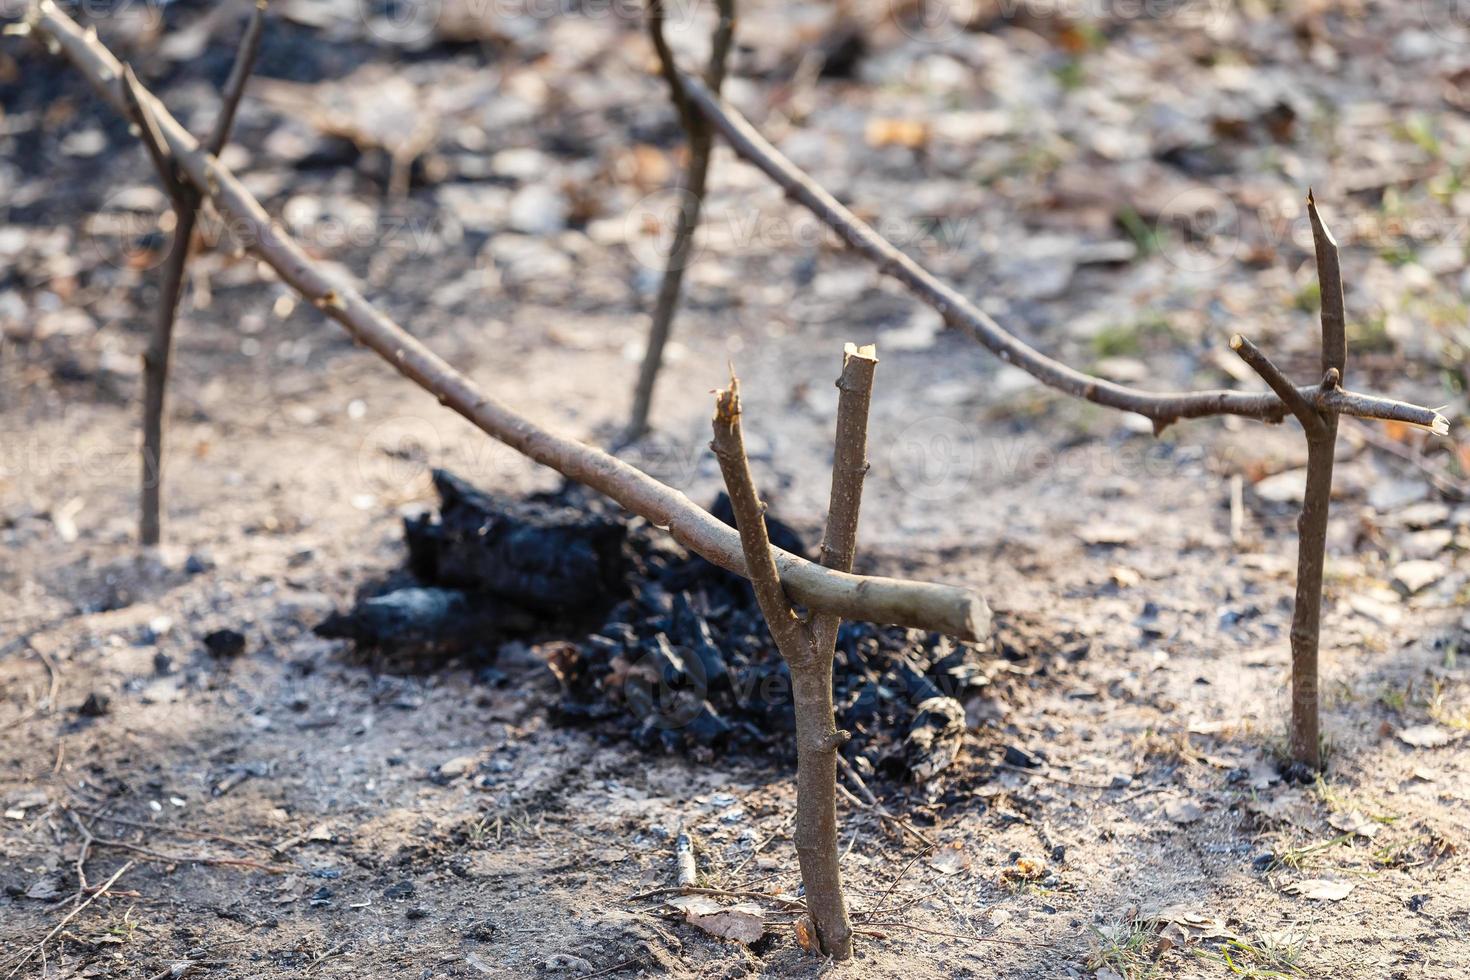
left=2, top=1, right=1470, bottom=977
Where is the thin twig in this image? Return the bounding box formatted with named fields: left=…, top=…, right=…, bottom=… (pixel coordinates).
left=672, top=72, right=1447, bottom=433
left=204, top=0, right=267, bottom=156
left=28, top=0, right=986, bottom=638
left=860, top=845, right=933, bottom=921
left=68, top=803, right=273, bottom=852
left=856, top=921, right=1047, bottom=948
left=627, top=0, right=738, bottom=439
left=1342, top=417, right=1469, bottom=500
left=2, top=860, right=134, bottom=979
left=625, top=885, right=806, bottom=910
left=84, top=832, right=294, bottom=874
left=1229, top=335, right=1325, bottom=439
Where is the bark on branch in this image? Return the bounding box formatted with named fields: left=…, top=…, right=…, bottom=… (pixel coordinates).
left=673, top=72, right=1447, bottom=434
left=120, top=0, right=266, bottom=545
left=1230, top=194, right=1355, bottom=771
left=26, top=0, right=988, bottom=640
left=626, top=0, right=737, bottom=440
left=709, top=362, right=857, bottom=960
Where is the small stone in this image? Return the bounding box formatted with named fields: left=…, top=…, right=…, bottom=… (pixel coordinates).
left=1391, top=560, right=1446, bottom=596
left=77, top=692, right=110, bottom=717
left=383, top=880, right=415, bottom=900
left=1369, top=478, right=1431, bottom=511
left=438, top=755, right=478, bottom=778
left=406, top=906, right=429, bottom=920
left=184, top=553, right=212, bottom=575
left=152, top=652, right=173, bottom=675
left=1253, top=469, right=1306, bottom=504
left=1397, top=501, right=1450, bottom=529
left=1003, top=745, right=1042, bottom=768
left=1402, top=529, right=1452, bottom=560
left=203, top=628, right=247, bottom=658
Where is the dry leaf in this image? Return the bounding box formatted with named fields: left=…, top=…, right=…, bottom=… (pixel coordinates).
left=1397, top=725, right=1456, bottom=748
left=1327, top=811, right=1382, bottom=840
left=1001, top=856, right=1046, bottom=883
left=1164, top=799, right=1204, bottom=824
left=865, top=118, right=928, bottom=149
left=927, top=842, right=972, bottom=876
left=794, top=915, right=818, bottom=953
left=667, top=896, right=765, bottom=943
left=1282, top=878, right=1354, bottom=901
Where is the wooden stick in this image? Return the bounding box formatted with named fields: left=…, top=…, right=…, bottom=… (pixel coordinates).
left=674, top=830, right=697, bottom=887
left=120, top=3, right=266, bottom=545
left=710, top=368, right=853, bottom=960
left=812, top=343, right=877, bottom=655
left=673, top=72, right=1447, bottom=434
left=627, top=0, right=737, bottom=439
left=26, top=0, right=986, bottom=639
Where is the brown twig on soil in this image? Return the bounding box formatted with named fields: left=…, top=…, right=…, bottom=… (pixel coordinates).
left=710, top=360, right=865, bottom=960
left=837, top=757, right=937, bottom=849
left=1227, top=192, right=1352, bottom=771
left=855, top=921, right=1046, bottom=948
left=626, top=885, right=806, bottom=910
left=26, top=0, right=987, bottom=639
left=121, top=1, right=267, bottom=546
left=80, top=825, right=294, bottom=874
left=672, top=72, right=1448, bottom=435
left=1, top=860, right=134, bottom=979
left=68, top=803, right=273, bottom=852
left=626, top=0, right=737, bottom=440
left=859, top=844, right=933, bottom=922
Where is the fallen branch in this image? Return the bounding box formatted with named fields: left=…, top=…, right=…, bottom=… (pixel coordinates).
left=626, top=0, right=736, bottom=439
left=1, top=860, right=134, bottom=979
left=673, top=72, right=1447, bottom=435
left=23, top=0, right=987, bottom=640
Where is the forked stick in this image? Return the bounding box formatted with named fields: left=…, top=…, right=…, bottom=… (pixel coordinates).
left=710, top=345, right=880, bottom=960
left=1229, top=192, right=1349, bottom=770
left=26, top=0, right=987, bottom=639
left=122, top=0, right=267, bottom=545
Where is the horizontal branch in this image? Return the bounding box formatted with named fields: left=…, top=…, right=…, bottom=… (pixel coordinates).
left=26, top=0, right=989, bottom=641
left=675, top=73, right=1447, bottom=435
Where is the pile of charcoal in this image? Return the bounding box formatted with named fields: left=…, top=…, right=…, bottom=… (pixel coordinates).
left=318, top=470, right=1001, bottom=784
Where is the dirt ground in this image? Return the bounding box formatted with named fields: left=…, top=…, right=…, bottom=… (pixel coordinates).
left=4, top=1, right=1470, bottom=977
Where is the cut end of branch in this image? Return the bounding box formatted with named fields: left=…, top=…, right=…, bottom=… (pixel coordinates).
left=842, top=341, right=878, bottom=363
left=713, top=372, right=741, bottom=425
left=1229, top=334, right=1245, bottom=352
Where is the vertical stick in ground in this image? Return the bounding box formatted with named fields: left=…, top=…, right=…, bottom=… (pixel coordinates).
left=131, top=1, right=266, bottom=545
left=626, top=0, right=736, bottom=440
left=710, top=345, right=877, bottom=959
